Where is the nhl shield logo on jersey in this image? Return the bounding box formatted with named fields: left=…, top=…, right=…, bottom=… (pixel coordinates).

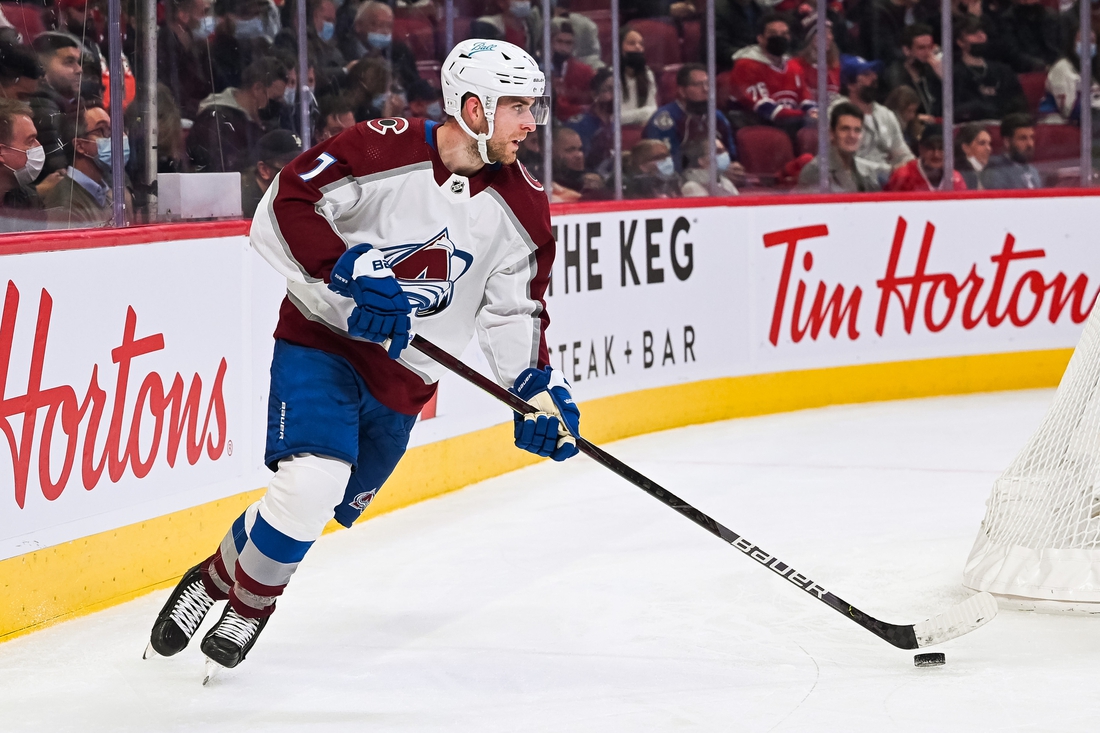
left=378, top=228, right=473, bottom=317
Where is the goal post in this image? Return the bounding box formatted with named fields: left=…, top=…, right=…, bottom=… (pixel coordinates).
left=963, top=303, right=1100, bottom=604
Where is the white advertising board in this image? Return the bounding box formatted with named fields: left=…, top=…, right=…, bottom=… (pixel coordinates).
left=3, top=194, right=1099, bottom=559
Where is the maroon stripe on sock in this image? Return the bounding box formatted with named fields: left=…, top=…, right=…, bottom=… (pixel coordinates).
left=200, top=552, right=230, bottom=601
left=234, top=563, right=286, bottom=598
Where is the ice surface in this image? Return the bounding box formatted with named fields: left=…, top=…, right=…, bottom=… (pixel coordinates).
left=1, top=390, right=1098, bottom=732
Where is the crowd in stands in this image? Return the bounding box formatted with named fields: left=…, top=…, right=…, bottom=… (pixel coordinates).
left=0, top=0, right=1094, bottom=230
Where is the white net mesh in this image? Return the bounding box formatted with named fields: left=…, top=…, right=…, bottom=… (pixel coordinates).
left=963, top=303, right=1100, bottom=602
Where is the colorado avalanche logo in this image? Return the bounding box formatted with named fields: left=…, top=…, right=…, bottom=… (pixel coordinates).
left=378, top=228, right=473, bottom=317
left=350, top=488, right=379, bottom=512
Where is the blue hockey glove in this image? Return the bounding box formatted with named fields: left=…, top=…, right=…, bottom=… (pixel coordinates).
left=328, top=244, right=411, bottom=359
left=510, top=366, right=580, bottom=461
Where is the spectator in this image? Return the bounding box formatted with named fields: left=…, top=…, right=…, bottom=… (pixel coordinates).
left=405, top=79, right=442, bottom=121
left=715, top=0, right=764, bottom=72
left=567, top=68, right=614, bottom=172
left=549, top=21, right=595, bottom=121
left=274, top=0, right=345, bottom=95
left=473, top=0, right=543, bottom=55
left=788, top=16, right=841, bottom=105
left=799, top=102, right=882, bottom=192
left=159, top=0, right=216, bottom=122
left=859, top=0, right=933, bottom=66
left=990, top=0, right=1062, bottom=73
left=885, top=123, right=968, bottom=190
left=0, top=42, right=43, bottom=102
left=1039, top=26, right=1100, bottom=124
left=51, top=0, right=104, bottom=51
left=346, top=56, right=403, bottom=121
left=241, top=128, right=301, bottom=217
left=0, top=98, right=46, bottom=232
left=30, top=33, right=83, bottom=178
left=680, top=137, right=740, bottom=196
left=517, top=128, right=543, bottom=180
left=953, top=15, right=1027, bottom=122
left=315, top=94, right=355, bottom=141
left=44, top=103, right=132, bottom=228
left=551, top=126, right=603, bottom=202
left=619, top=28, right=658, bottom=126
left=623, top=138, right=680, bottom=199
left=833, top=56, right=914, bottom=183
left=884, top=84, right=924, bottom=152
left=955, top=122, right=993, bottom=189
left=644, top=63, right=736, bottom=173
left=187, top=56, right=288, bottom=172
left=208, top=0, right=275, bottom=92
left=343, top=1, right=418, bottom=91
left=551, top=0, right=602, bottom=69
left=730, top=14, right=816, bottom=136
left=982, top=112, right=1042, bottom=188
left=883, top=24, right=943, bottom=118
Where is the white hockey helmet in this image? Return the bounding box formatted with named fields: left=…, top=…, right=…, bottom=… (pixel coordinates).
left=441, top=39, right=550, bottom=164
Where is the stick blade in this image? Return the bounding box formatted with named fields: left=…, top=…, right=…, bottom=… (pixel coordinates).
left=913, top=591, right=998, bottom=648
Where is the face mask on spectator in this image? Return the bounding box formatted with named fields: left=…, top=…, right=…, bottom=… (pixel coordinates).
left=95, top=135, right=130, bottom=171
left=372, top=92, right=389, bottom=110
left=968, top=41, right=988, bottom=57
left=234, top=17, right=266, bottom=39
left=367, top=31, right=392, bottom=49
left=764, top=35, right=789, bottom=57
left=320, top=21, right=335, bottom=41
left=715, top=151, right=730, bottom=172
left=510, top=1, right=532, bottom=18
left=1080, top=41, right=1097, bottom=59
left=685, top=99, right=709, bottom=115
left=655, top=156, right=675, bottom=177
left=427, top=101, right=443, bottom=119
left=193, top=14, right=216, bottom=40
left=2, top=143, right=44, bottom=185
left=857, top=83, right=877, bottom=103
left=623, top=51, right=647, bottom=71
left=552, top=50, right=570, bottom=67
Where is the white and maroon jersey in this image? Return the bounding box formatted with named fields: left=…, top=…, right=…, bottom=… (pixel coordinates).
left=250, top=117, right=554, bottom=416
left=731, top=45, right=815, bottom=122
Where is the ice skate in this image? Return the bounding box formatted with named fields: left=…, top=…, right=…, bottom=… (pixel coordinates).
left=200, top=604, right=269, bottom=673
left=147, top=563, right=218, bottom=658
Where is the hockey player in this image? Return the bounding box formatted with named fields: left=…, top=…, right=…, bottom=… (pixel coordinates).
left=146, top=39, right=581, bottom=675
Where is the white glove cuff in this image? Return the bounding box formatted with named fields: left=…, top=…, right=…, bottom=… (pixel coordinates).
left=351, top=248, right=395, bottom=279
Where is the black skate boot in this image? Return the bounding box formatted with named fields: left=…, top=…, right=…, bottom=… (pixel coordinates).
left=146, top=563, right=219, bottom=658
left=200, top=604, right=269, bottom=671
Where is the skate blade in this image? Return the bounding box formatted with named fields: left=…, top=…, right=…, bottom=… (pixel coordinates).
left=143, top=642, right=158, bottom=660
left=202, top=657, right=224, bottom=686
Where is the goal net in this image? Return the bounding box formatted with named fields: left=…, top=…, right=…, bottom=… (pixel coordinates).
left=963, top=303, right=1100, bottom=604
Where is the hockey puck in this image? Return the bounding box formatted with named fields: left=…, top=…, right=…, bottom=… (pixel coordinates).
left=914, top=652, right=946, bottom=667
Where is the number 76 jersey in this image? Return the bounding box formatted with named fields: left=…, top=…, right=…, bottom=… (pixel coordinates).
left=250, top=117, right=556, bottom=416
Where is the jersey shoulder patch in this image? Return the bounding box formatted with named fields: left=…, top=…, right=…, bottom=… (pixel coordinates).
left=653, top=109, right=675, bottom=131
left=365, top=117, right=411, bottom=135
left=518, top=161, right=544, bottom=192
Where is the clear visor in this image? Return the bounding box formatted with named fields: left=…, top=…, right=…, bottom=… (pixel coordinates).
left=529, top=96, right=551, bottom=125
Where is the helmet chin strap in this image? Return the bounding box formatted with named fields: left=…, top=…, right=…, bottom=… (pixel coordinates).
left=455, top=104, right=497, bottom=166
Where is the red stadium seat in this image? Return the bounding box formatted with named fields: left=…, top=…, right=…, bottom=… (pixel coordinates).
left=796, top=126, right=820, bottom=156
left=394, top=16, right=436, bottom=60
left=586, top=10, right=613, bottom=67
left=570, top=0, right=610, bottom=10
left=1, top=3, right=44, bottom=42
left=453, top=0, right=486, bottom=14
left=985, top=124, right=1003, bottom=155
left=736, top=125, right=795, bottom=176
left=716, top=70, right=734, bottom=112
left=627, top=19, right=682, bottom=67
left=1033, top=123, right=1080, bottom=162
left=657, top=64, right=681, bottom=106
left=1017, top=72, right=1047, bottom=115
left=621, top=124, right=644, bottom=151
left=681, top=20, right=702, bottom=63
left=416, top=60, right=442, bottom=88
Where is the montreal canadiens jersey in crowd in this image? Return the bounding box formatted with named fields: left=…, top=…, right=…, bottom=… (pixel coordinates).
left=250, top=117, right=554, bottom=416
left=731, top=46, right=815, bottom=122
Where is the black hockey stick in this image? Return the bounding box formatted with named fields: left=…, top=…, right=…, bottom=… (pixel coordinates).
left=409, top=334, right=997, bottom=650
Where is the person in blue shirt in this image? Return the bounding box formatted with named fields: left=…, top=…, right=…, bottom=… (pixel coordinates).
left=642, top=63, right=736, bottom=172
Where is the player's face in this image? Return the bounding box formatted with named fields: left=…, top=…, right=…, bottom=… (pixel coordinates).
left=489, top=96, right=538, bottom=165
